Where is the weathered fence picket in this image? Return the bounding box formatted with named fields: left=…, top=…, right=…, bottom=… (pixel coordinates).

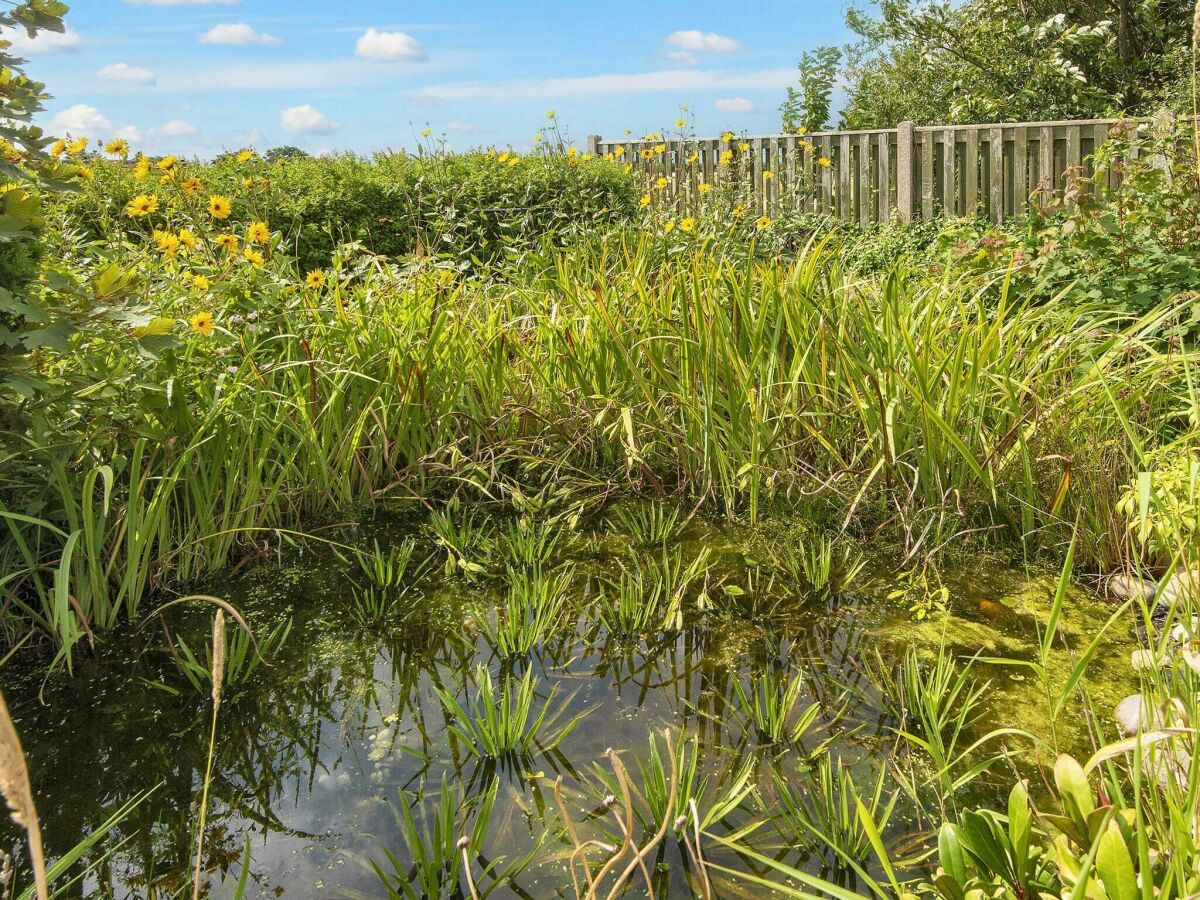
left=589, top=113, right=1185, bottom=224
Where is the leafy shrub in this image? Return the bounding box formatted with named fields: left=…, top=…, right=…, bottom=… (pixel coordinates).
left=58, top=150, right=639, bottom=271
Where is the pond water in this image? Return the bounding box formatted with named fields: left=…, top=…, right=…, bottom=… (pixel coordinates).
left=2, top=507, right=1134, bottom=898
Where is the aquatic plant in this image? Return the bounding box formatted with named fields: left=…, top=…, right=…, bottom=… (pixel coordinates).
left=770, top=534, right=866, bottom=597
left=729, top=667, right=823, bottom=746
left=769, top=755, right=898, bottom=871
left=606, top=502, right=685, bottom=548
left=429, top=506, right=493, bottom=577
left=494, top=517, right=565, bottom=570
left=174, top=615, right=293, bottom=694
left=363, top=775, right=537, bottom=899
left=435, top=665, right=584, bottom=760
left=354, top=538, right=420, bottom=589
left=479, top=564, right=573, bottom=659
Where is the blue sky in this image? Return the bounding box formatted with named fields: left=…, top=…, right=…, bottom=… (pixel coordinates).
left=4, top=0, right=853, bottom=158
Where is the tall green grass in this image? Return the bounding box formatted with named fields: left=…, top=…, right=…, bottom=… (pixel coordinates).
left=2, top=233, right=1192, bottom=664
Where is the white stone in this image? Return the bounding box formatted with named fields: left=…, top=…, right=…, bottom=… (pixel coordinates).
left=1108, top=573, right=1157, bottom=602
left=1114, top=694, right=1161, bottom=737
left=1130, top=649, right=1161, bottom=671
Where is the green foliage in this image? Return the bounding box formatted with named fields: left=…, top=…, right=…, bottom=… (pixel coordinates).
left=838, top=0, right=1194, bottom=128
left=61, top=149, right=639, bottom=271
left=780, top=46, right=842, bottom=133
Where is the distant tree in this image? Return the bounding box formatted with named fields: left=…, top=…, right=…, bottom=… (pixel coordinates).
left=265, top=145, right=311, bottom=163
left=815, top=0, right=1193, bottom=128
left=780, top=46, right=842, bottom=132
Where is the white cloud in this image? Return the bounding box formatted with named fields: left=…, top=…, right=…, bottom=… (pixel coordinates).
left=715, top=97, right=755, bottom=114
left=1, top=26, right=81, bottom=56
left=157, top=120, right=199, bottom=136
left=199, top=23, right=281, bottom=45
left=355, top=28, right=426, bottom=63
left=664, top=30, right=741, bottom=55
left=51, top=104, right=111, bottom=134
left=280, top=104, right=338, bottom=135
left=409, top=67, right=794, bottom=103
left=97, top=63, right=157, bottom=86
left=114, top=125, right=144, bottom=143
left=667, top=50, right=700, bottom=68
left=445, top=121, right=478, bottom=134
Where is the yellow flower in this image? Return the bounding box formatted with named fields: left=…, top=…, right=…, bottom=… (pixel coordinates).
left=721, top=131, right=734, bottom=144
left=67, top=137, right=88, bottom=156
left=156, top=155, right=177, bottom=171
left=644, top=132, right=661, bottom=141
left=506, top=155, right=519, bottom=167
left=817, top=156, right=832, bottom=168
left=545, top=109, right=556, bottom=119
left=236, top=149, right=254, bottom=163
left=613, top=144, right=625, bottom=156
left=305, top=269, right=326, bottom=288
left=189, top=311, right=215, bottom=336
left=420, top=127, right=432, bottom=138
left=655, top=176, right=668, bottom=189
left=687, top=150, right=699, bottom=164
left=178, top=229, right=199, bottom=250
left=157, top=233, right=181, bottom=258
left=534, top=133, right=544, bottom=143
left=653, top=144, right=666, bottom=155
left=639, top=194, right=651, bottom=208
left=243, top=247, right=265, bottom=267
left=763, top=170, right=773, bottom=180
left=640, top=148, right=654, bottom=160
left=49, top=139, right=66, bottom=159
left=105, top=138, right=129, bottom=158
left=732, top=205, right=746, bottom=218
left=663, top=220, right=675, bottom=233
left=76, top=165, right=94, bottom=180
left=622, top=163, right=633, bottom=174
left=567, top=146, right=578, bottom=158
left=498, top=151, right=511, bottom=163
left=191, top=274, right=210, bottom=291
left=756, top=215, right=771, bottom=230
left=215, top=233, right=239, bottom=254
left=719, top=150, right=733, bottom=165
left=680, top=217, right=695, bottom=232
left=739, top=142, right=751, bottom=153
left=243, top=176, right=254, bottom=188
left=698, top=182, right=712, bottom=194
left=676, top=118, right=686, bottom=128
left=158, top=169, right=177, bottom=183
left=208, top=195, right=233, bottom=219
left=133, top=156, right=151, bottom=179
left=246, top=221, right=270, bottom=245
left=181, top=176, right=203, bottom=196
left=125, top=194, right=158, bottom=217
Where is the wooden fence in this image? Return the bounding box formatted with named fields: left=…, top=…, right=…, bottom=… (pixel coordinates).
left=588, top=112, right=1179, bottom=223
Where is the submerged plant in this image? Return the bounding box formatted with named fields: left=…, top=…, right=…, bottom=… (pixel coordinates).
left=174, top=615, right=292, bottom=694
left=435, top=665, right=585, bottom=760
left=429, top=506, right=492, bottom=577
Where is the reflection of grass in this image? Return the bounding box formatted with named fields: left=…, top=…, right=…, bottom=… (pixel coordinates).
left=729, top=667, right=823, bottom=746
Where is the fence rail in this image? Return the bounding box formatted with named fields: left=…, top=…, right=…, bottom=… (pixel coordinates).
left=588, top=112, right=1181, bottom=224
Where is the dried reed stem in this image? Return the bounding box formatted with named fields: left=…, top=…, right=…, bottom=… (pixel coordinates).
left=0, top=690, right=47, bottom=900
left=192, top=610, right=226, bottom=900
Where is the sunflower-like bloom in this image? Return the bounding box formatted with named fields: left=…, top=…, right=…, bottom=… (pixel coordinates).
left=125, top=194, right=158, bottom=217
left=189, top=311, right=215, bottom=336
left=246, top=221, right=270, bottom=245
left=306, top=269, right=326, bottom=288
left=208, top=195, right=233, bottom=219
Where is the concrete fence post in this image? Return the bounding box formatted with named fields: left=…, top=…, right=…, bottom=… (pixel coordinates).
left=587, top=134, right=601, bottom=157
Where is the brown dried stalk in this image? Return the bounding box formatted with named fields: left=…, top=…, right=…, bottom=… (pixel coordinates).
left=0, top=690, right=47, bottom=900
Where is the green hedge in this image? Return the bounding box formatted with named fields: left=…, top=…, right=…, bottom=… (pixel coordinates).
left=59, top=151, right=640, bottom=270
